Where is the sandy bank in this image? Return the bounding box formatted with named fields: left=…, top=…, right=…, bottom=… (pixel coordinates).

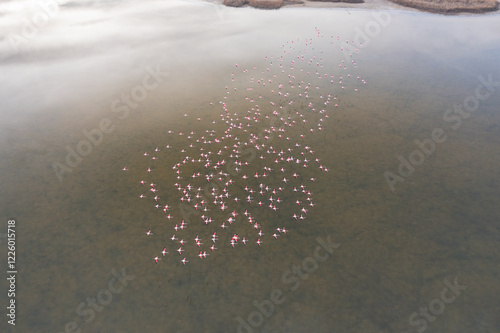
left=223, top=0, right=499, bottom=14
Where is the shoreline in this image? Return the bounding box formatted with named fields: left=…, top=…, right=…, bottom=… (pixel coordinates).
left=222, top=0, right=499, bottom=14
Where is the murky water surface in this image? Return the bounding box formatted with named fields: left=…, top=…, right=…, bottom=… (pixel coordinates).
left=0, top=1, right=499, bottom=332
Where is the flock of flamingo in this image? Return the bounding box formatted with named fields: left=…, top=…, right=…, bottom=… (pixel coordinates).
left=123, top=27, right=366, bottom=265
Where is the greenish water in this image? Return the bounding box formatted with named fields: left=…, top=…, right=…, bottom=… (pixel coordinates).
left=0, top=1, right=499, bottom=333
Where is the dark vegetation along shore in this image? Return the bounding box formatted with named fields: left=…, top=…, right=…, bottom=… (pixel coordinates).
left=223, top=0, right=499, bottom=13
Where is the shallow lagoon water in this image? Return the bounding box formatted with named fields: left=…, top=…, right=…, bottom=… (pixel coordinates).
left=0, top=1, right=499, bottom=333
